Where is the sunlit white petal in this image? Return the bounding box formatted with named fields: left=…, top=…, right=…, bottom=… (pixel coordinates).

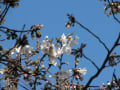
left=77, top=68, right=87, bottom=75
left=57, top=69, right=72, bottom=80
left=21, top=45, right=33, bottom=54
left=49, top=44, right=57, bottom=57
left=15, top=46, right=22, bottom=53
left=0, top=69, right=4, bottom=74
left=62, top=46, right=71, bottom=55
left=49, top=56, right=57, bottom=66
left=61, top=33, right=67, bottom=46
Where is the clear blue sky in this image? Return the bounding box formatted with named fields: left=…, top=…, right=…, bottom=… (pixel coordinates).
left=1, top=0, right=120, bottom=89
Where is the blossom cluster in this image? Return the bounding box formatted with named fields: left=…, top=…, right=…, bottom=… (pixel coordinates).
left=40, top=33, right=79, bottom=66
left=0, top=32, right=87, bottom=89
left=104, top=1, right=120, bottom=16
left=49, top=68, right=87, bottom=85
left=11, top=45, right=33, bottom=55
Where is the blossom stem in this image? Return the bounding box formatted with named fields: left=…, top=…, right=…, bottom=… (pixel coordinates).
left=40, top=54, right=47, bottom=63
left=59, top=54, right=63, bottom=70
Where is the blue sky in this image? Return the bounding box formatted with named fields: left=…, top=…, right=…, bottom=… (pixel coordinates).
left=1, top=0, right=120, bottom=89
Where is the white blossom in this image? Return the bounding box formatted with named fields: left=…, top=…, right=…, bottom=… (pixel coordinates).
left=118, top=6, right=120, bottom=9
left=15, top=46, right=22, bottom=53
left=48, top=69, right=72, bottom=79
left=11, top=50, right=15, bottom=55
left=40, top=34, right=79, bottom=66
left=12, top=45, right=33, bottom=55
left=41, top=64, right=45, bottom=68
left=48, top=75, right=53, bottom=77
left=49, top=44, right=57, bottom=57
left=107, top=81, right=111, bottom=86
left=49, top=56, right=57, bottom=66
left=40, top=40, right=51, bottom=54
left=76, top=68, right=87, bottom=75
left=48, top=70, right=72, bottom=86
left=60, top=33, right=68, bottom=46
left=57, top=69, right=72, bottom=80
left=41, top=36, right=59, bottom=66
left=68, top=35, right=79, bottom=47
left=62, top=46, right=71, bottom=55
left=56, top=69, right=72, bottom=85
left=56, top=48, right=63, bottom=56
left=45, top=36, right=49, bottom=40
left=60, top=34, right=79, bottom=55
left=21, top=45, right=33, bottom=55
left=0, top=69, right=4, bottom=74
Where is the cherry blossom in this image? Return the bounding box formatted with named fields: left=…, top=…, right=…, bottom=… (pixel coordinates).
left=62, top=46, right=71, bottom=55
left=76, top=68, right=87, bottom=75
left=57, top=69, right=72, bottom=79
left=12, top=45, right=33, bottom=55
left=60, top=33, right=67, bottom=46
left=20, top=45, right=33, bottom=55
left=49, top=69, right=72, bottom=85
left=0, top=69, right=4, bottom=74
left=49, top=56, right=57, bottom=66
left=40, top=34, right=79, bottom=66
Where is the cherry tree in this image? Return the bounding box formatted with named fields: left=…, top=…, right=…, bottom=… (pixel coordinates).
left=0, top=0, right=120, bottom=90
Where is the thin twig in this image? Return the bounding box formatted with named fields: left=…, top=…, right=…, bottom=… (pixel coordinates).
left=0, top=43, right=16, bottom=58
left=0, top=29, right=8, bottom=35
left=83, top=53, right=99, bottom=70
left=0, top=5, right=10, bottom=24
left=40, top=54, right=47, bottom=63
left=33, top=77, right=37, bottom=90
left=0, top=26, right=33, bottom=32
left=1, top=5, right=8, bottom=16
left=75, top=21, right=109, bottom=52
left=18, top=83, right=29, bottom=90
left=59, top=54, right=63, bottom=70
left=19, top=80, right=32, bottom=90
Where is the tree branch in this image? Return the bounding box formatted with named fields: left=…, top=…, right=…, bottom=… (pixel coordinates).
left=0, top=5, right=10, bottom=24
left=18, top=83, right=29, bottom=90
left=33, top=76, right=37, bottom=90
left=83, top=33, right=120, bottom=89
left=0, top=29, right=8, bottom=35
left=83, top=53, right=99, bottom=70
left=0, top=26, right=33, bottom=32
left=75, top=21, right=109, bottom=52
left=40, top=54, right=47, bottom=63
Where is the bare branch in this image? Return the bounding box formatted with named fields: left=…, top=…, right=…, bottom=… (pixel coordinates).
left=33, top=76, right=37, bottom=90
left=0, top=29, right=8, bottom=35
left=0, top=5, right=10, bottom=24
left=0, top=26, right=33, bottom=32
left=18, top=83, right=29, bottom=90
left=40, top=54, right=47, bottom=63
left=83, top=53, right=99, bottom=70
left=19, top=80, right=32, bottom=90
left=75, top=21, right=109, bottom=52
left=84, top=33, right=120, bottom=89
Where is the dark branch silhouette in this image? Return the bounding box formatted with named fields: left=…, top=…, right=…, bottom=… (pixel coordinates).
left=84, top=33, right=120, bottom=89
left=83, top=53, right=99, bottom=70
left=75, top=21, right=109, bottom=52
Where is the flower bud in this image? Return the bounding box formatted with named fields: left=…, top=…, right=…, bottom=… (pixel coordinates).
left=31, top=31, right=35, bottom=39
left=36, top=31, right=42, bottom=38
